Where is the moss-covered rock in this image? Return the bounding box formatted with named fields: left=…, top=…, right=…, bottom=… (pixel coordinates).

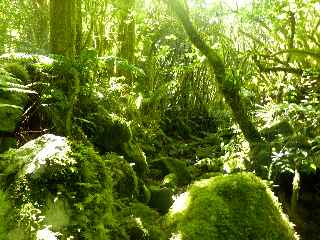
left=0, top=134, right=113, bottom=239
left=112, top=201, right=166, bottom=240
left=166, top=173, right=298, bottom=240
left=0, top=190, right=12, bottom=239
left=92, top=110, right=132, bottom=152
left=150, top=157, right=191, bottom=186
left=123, top=142, right=148, bottom=178
left=149, top=186, right=174, bottom=214
left=105, top=153, right=138, bottom=198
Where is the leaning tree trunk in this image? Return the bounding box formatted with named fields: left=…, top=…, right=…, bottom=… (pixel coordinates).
left=164, top=0, right=263, bottom=146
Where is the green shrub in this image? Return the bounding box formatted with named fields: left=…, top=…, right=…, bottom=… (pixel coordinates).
left=4, top=63, right=30, bottom=82
left=166, top=173, right=298, bottom=240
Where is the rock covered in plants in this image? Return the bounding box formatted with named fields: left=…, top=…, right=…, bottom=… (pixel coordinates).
left=123, top=141, right=148, bottom=177
left=149, top=186, right=174, bottom=214
left=112, top=202, right=166, bottom=240
left=166, top=173, right=299, bottom=240
left=0, top=190, right=12, bottom=239
left=150, top=157, right=191, bottom=186
left=91, top=110, right=132, bottom=153
left=0, top=134, right=113, bottom=239
left=105, top=152, right=138, bottom=198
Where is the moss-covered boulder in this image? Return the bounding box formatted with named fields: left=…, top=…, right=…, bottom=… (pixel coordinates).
left=105, top=153, right=138, bottom=198
left=0, top=136, right=16, bottom=153
left=150, top=157, right=191, bottom=186
left=123, top=142, right=148, bottom=178
left=166, top=173, right=298, bottom=240
left=0, top=190, right=12, bottom=239
left=92, top=110, right=132, bottom=153
left=0, top=134, right=112, bottom=239
left=112, top=202, right=166, bottom=240
left=149, top=186, right=174, bottom=214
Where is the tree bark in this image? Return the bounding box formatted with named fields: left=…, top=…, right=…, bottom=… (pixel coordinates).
left=32, top=0, right=49, bottom=52
left=50, top=0, right=77, bottom=57
left=165, top=0, right=262, bottom=145
left=118, top=0, right=136, bottom=64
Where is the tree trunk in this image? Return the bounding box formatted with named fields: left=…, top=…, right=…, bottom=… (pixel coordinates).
left=32, top=0, right=49, bottom=52
left=75, top=0, right=82, bottom=55
left=118, top=0, right=136, bottom=64
left=50, top=0, right=77, bottom=57
left=165, top=0, right=262, bottom=145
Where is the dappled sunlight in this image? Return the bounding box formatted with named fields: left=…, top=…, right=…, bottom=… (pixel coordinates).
left=36, top=227, right=58, bottom=240
left=0, top=0, right=319, bottom=238
left=171, top=192, right=190, bottom=214
left=24, top=135, right=74, bottom=175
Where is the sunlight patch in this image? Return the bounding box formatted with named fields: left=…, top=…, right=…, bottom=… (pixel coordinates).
left=171, top=192, right=190, bottom=214
left=22, top=134, right=75, bottom=175
left=36, top=227, right=58, bottom=240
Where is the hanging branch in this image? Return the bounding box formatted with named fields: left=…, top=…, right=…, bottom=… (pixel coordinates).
left=163, top=0, right=263, bottom=145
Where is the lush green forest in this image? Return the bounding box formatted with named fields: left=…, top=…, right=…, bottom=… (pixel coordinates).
left=0, top=0, right=319, bottom=239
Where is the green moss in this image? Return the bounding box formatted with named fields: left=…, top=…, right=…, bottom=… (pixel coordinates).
left=162, top=158, right=191, bottom=186
left=112, top=201, right=166, bottom=240
left=123, top=142, right=148, bottom=177
left=0, top=190, right=12, bottom=239
left=248, top=143, right=272, bottom=178
left=0, top=137, right=17, bottom=153
left=166, top=173, right=298, bottom=240
left=149, top=186, right=174, bottom=214
left=93, top=110, right=132, bottom=152
left=105, top=153, right=138, bottom=198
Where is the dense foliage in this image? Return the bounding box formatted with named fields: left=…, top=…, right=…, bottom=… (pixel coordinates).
left=0, top=0, right=319, bottom=239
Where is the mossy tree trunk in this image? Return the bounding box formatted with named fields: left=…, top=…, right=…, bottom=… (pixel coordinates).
left=32, top=0, right=49, bottom=52
left=49, top=0, right=82, bottom=136
left=164, top=0, right=262, bottom=145
left=117, top=0, right=136, bottom=64
left=50, top=0, right=81, bottom=58
left=75, top=0, right=82, bottom=55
